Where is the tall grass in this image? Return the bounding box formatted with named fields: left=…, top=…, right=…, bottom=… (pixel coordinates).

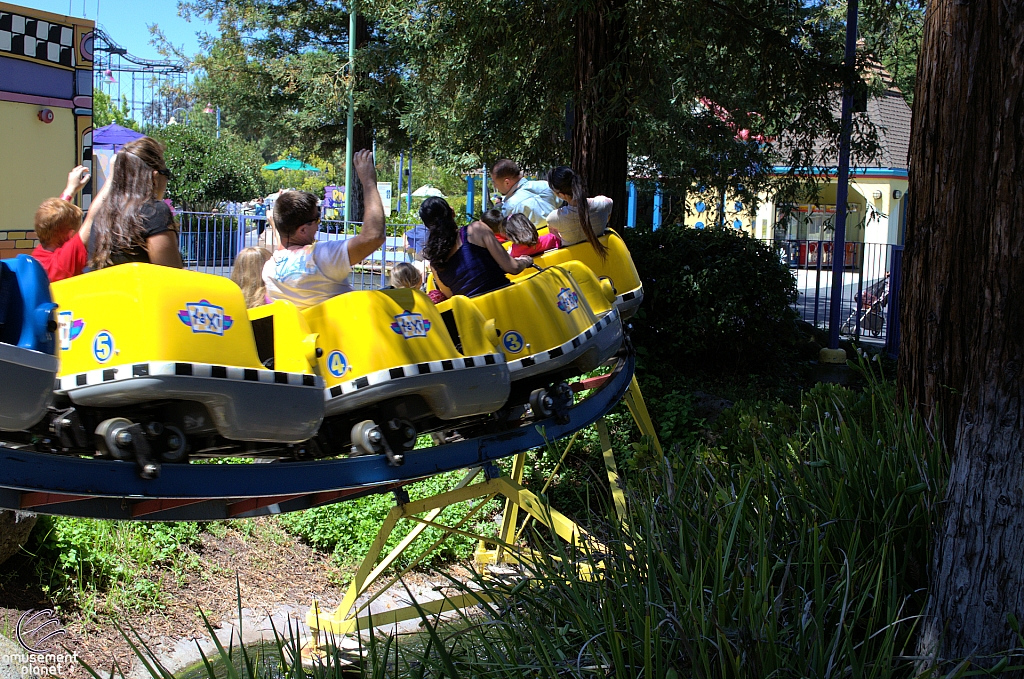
left=405, top=359, right=948, bottom=677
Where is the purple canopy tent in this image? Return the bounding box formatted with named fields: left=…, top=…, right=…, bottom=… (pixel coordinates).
left=92, top=123, right=145, bottom=151
left=91, top=124, right=145, bottom=193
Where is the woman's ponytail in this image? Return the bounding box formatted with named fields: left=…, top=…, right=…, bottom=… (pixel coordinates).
left=549, top=166, right=608, bottom=258
left=420, top=197, right=459, bottom=263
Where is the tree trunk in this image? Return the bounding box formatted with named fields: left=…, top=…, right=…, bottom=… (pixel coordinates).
left=572, top=0, right=629, bottom=231
left=899, top=0, right=1024, bottom=666
left=351, top=13, right=374, bottom=223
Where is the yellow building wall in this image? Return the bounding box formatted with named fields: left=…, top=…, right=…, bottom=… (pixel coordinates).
left=0, top=100, right=74, bottom=250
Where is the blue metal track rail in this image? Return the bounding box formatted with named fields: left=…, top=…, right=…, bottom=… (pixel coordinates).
left=0, top=353, right=634, bottom=521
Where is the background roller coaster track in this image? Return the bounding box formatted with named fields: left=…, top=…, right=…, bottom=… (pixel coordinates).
left=0, top=352, right=635, bottom=522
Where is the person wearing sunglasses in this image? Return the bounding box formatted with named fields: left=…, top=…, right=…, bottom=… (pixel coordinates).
left=263, top=149, right=386, bottom=310
left=88, top=136, right=183, bottom=270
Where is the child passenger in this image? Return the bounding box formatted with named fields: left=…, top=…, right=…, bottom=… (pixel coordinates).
left=231, top=247, right=272, bottom=308
left=503, top=213, right=561, bottom=258
left=389, top=262, right=423, bottom=289
left=480, top=209, right=508, bottom=243
left=31, top=165, right=103, bottom=282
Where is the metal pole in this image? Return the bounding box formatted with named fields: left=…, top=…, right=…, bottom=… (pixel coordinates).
left=343, top=2, right=356, bottom=225
left=827, top=0, right=858, bottom=350
left=406, top=154, right=413, bottom=213
left=481, top=163, right=489, bottom=210
left=397, top=151, right=404, bottom=212
left=216, top=106, right=221, bottom=139
left=627, top=182, right=637, bottom=227
left=652, top=183, right=662, bottom=230
left=466, top=175, right=475, bottom=219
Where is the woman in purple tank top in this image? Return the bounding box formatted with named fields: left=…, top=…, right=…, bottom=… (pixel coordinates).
left=420, top=197, right=534, bottom=298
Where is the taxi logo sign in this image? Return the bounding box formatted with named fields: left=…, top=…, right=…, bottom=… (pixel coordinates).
left=391, top=311, right=431, bottom=339
left=556, top=288, right=579, bottom=314
left=57, top=310, right=84, bottom=351
left=178, top=300, right=234, bottom=336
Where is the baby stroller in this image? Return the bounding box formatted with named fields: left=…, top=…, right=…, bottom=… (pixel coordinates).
left=841, top=274, right=890, bottom=337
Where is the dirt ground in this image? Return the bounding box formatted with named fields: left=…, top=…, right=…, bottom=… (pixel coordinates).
left=0, top=518, right=463, bottom=678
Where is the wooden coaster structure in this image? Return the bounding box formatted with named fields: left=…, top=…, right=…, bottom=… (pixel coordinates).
left=302, top=372, right=662, bottom=660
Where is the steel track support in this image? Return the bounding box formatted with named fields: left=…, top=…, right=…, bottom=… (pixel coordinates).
left=304, top=376, right=663, bottom=661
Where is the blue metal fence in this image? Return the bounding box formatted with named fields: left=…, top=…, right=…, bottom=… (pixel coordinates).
left=765, top=238, right=902, bottom=354
left=176, top=212, right=421, bottom=289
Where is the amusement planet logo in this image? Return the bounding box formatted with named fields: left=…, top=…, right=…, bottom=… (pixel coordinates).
left=5, top=608, right=77, bottom=676
left=391, top=311, right=431, bottom=339
left=178, top=300, right=234, bottom=336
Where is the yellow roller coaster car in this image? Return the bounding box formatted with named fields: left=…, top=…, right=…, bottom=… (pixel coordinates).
left=51, top=264, right=325, bottom=466
left=509, top=230, right=643, bottom=319
left=436, top=265, right=622, bottom=385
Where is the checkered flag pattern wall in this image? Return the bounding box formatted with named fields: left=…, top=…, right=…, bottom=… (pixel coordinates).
left=0, top=11, right=74, bottom=67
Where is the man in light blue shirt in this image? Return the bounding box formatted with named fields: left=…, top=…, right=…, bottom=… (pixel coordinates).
left=490, top=159, right=561, bottom=227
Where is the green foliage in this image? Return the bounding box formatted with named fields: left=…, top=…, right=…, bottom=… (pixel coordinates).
left=153, top=125, right=266, bottom=210
left=93, top=90, right=139, bottom=130
left=278, top=471, right=499, bottom=570
left=625, top=223, right=800, bottom=378
left=855, top=0, right=925, bottom=105
left=30, top=519, right=201, bottom=614
left=179, top=0, right=914, bottom=205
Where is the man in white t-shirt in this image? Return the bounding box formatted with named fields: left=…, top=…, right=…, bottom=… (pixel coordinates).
left=263, top=150, right=385, bottom=309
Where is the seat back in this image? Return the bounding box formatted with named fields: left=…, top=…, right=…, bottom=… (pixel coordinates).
left=302, top=288, right=467, bottom=390
left=512, top=230, right=641, bottom=298
left=51, top=264, right=263, bottom=376
left=438, top=267, right=599, bottom=364
left=0, top=255, right=57, bottom=354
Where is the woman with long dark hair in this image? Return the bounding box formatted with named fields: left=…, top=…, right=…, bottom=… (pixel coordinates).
left=545, top=166, right=611, bottom=257
left=88, top=136, right=183, bottom=270
left=420, top=197, right=533, bottom=298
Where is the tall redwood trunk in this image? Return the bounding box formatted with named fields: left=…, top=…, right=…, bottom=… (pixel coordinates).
left=898, top=0, right=1024, bottom=665
left=351, top=13, right=374, bottom=222
left=572, top=0, right=629, bottom=230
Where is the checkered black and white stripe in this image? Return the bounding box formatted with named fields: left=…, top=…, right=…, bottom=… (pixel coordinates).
left=614, top=286, right=643, bottom=306
left=0, top=12, right=74, bottom=67
left=326, top=353, right=504, bottom=400
left=507, top=308, right=620, bottom=373
left=57, top=361, right=321, bottom=392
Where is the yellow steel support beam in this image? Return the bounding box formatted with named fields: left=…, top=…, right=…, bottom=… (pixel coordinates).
left=623, top=375, right=664, bottom=457
left=495, top=452, right=527, bottom=563
left=597, top=418, right=628, bottom=525
left=305, top=378, right=661, bottom=651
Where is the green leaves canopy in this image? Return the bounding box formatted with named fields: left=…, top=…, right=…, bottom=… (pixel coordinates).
left=183, top=0, right=922, bottom=206
left=154, top=125, right=266, bottom=210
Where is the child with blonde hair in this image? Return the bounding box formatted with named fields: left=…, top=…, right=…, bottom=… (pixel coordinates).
left=389, top=261, right=423, bottom=289
left=231, top=247, right=273, bottom=308
left=503, top=213, right=560, bottom=258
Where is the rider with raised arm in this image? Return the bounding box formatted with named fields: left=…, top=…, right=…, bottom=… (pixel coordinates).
left=263, top=149, right=386, bottom=309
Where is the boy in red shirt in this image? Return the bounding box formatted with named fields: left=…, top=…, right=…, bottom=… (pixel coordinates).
left=32, top=198, right=88, bottom=282
left=31, top=165, right=107, bottom=281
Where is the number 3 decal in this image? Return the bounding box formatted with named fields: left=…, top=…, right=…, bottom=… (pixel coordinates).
left=93, top=331, right=115, bottom=363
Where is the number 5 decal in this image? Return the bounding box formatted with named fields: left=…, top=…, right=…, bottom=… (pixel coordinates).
left=93, top=331, right=115, bottom=363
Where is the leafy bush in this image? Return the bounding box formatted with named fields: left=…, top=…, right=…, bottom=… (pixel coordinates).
left=30, top=519, right=201, bottom=613
left=624, top=223, right=799, bottom=378
left=154, top=125, right=266, bottom=211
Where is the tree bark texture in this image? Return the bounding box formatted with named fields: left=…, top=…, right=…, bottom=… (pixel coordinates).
left=899, top=0, right=1024, bottom=665
left=572, top=0, right=629, bottom=231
